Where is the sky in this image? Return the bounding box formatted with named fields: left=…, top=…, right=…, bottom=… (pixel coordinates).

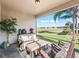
left=37, top=14, right=79, bottom=28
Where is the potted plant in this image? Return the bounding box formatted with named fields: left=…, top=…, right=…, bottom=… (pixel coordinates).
left=0, top=17, right=17, bottom=47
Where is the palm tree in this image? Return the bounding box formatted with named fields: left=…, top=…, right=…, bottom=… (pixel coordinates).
left=53, top=8, right=73, bottom=22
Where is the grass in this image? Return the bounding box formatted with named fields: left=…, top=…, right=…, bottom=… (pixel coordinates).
left=37, top=28, right=79, bottom=52
left=37, top=33, right=72, bottom=42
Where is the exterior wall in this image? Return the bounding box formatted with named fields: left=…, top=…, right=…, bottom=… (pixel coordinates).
left=0, top=8, right=36, bottom=44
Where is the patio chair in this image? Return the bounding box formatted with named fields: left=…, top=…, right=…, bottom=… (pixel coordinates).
left=17, top=29, right=22, bottom=43
left=17, top=29, right=27, bottom=44
left=18, top=34, right=35, bottom=51
left=51, top=43, right=61, bottom=53
left=50, top=43, right=70, bottom=58
left=39, top=43, right=62, bottom=58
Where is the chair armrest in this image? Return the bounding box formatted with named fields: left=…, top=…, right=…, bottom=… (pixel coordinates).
left=40, top=49, right=49, bottom=58
left=18, top=39, right=23, bottom=44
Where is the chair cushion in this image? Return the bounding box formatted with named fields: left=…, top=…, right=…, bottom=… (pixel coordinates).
left=28, top=34, right=38, bottom=41
left=19, top=35, right=29, bottom=42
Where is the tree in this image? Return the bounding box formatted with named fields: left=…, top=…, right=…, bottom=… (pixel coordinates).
left=53, top=7, right=78, bottom=35
left=65, top=21, right=73, bottom=29
left=0, top=17, right=17, bottom=44
left=53, top=8, right=73, bottom=22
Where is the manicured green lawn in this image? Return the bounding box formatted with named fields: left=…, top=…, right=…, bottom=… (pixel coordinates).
left=37, top=33, right=72, bottom=42
left=37, top=28, right=79, bottom=52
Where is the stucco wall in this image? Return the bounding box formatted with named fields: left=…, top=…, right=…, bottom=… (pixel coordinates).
left=0, top=8, right=36, bottom=44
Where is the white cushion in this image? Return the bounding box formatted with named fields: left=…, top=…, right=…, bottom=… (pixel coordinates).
left=19, top=35, right=29, bottom=41
left=28, top=34, right=38, bottom=41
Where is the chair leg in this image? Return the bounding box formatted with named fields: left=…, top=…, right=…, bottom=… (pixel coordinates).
left=31, top=51, right=34, bottom=58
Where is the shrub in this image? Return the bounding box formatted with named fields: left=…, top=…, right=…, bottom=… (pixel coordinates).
left=58, top=31, right=66, bottom=35
left=63, top=28, right=72, bottom=34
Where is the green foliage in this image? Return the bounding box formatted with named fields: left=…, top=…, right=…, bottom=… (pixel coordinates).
left=0, top=17, right=17, bottom=34
left=53, top=12, right=62, bottom=22
left=78, top=30, right=79, bottom=34
left=58, top=31, right=66, bottom=35
left=63, top=28, right=72, bottom=34
left=65, top=21, right=72, bottom=26
left=65, top=21, right=73, bottom=29
left=53, top=8, right=73, bottom=21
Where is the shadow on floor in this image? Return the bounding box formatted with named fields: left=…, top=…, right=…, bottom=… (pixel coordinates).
left=0, top=44, right=21, bottom=58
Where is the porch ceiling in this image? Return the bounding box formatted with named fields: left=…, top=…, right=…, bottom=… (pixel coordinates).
left=1, top=0, right=79, bottom=16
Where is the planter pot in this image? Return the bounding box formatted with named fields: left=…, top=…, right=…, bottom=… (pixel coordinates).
left=1, top=41, right=8, bottom=49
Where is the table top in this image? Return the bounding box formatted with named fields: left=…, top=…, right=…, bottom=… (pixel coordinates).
left=37, top=40, right=48, bottom=46
left=27, top=42, right=40, bottom=51
left=26, top=40, right=48, bottom=51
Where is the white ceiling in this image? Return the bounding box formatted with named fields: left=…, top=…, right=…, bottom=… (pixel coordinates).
left=1, top=0, right=71, bottom=15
